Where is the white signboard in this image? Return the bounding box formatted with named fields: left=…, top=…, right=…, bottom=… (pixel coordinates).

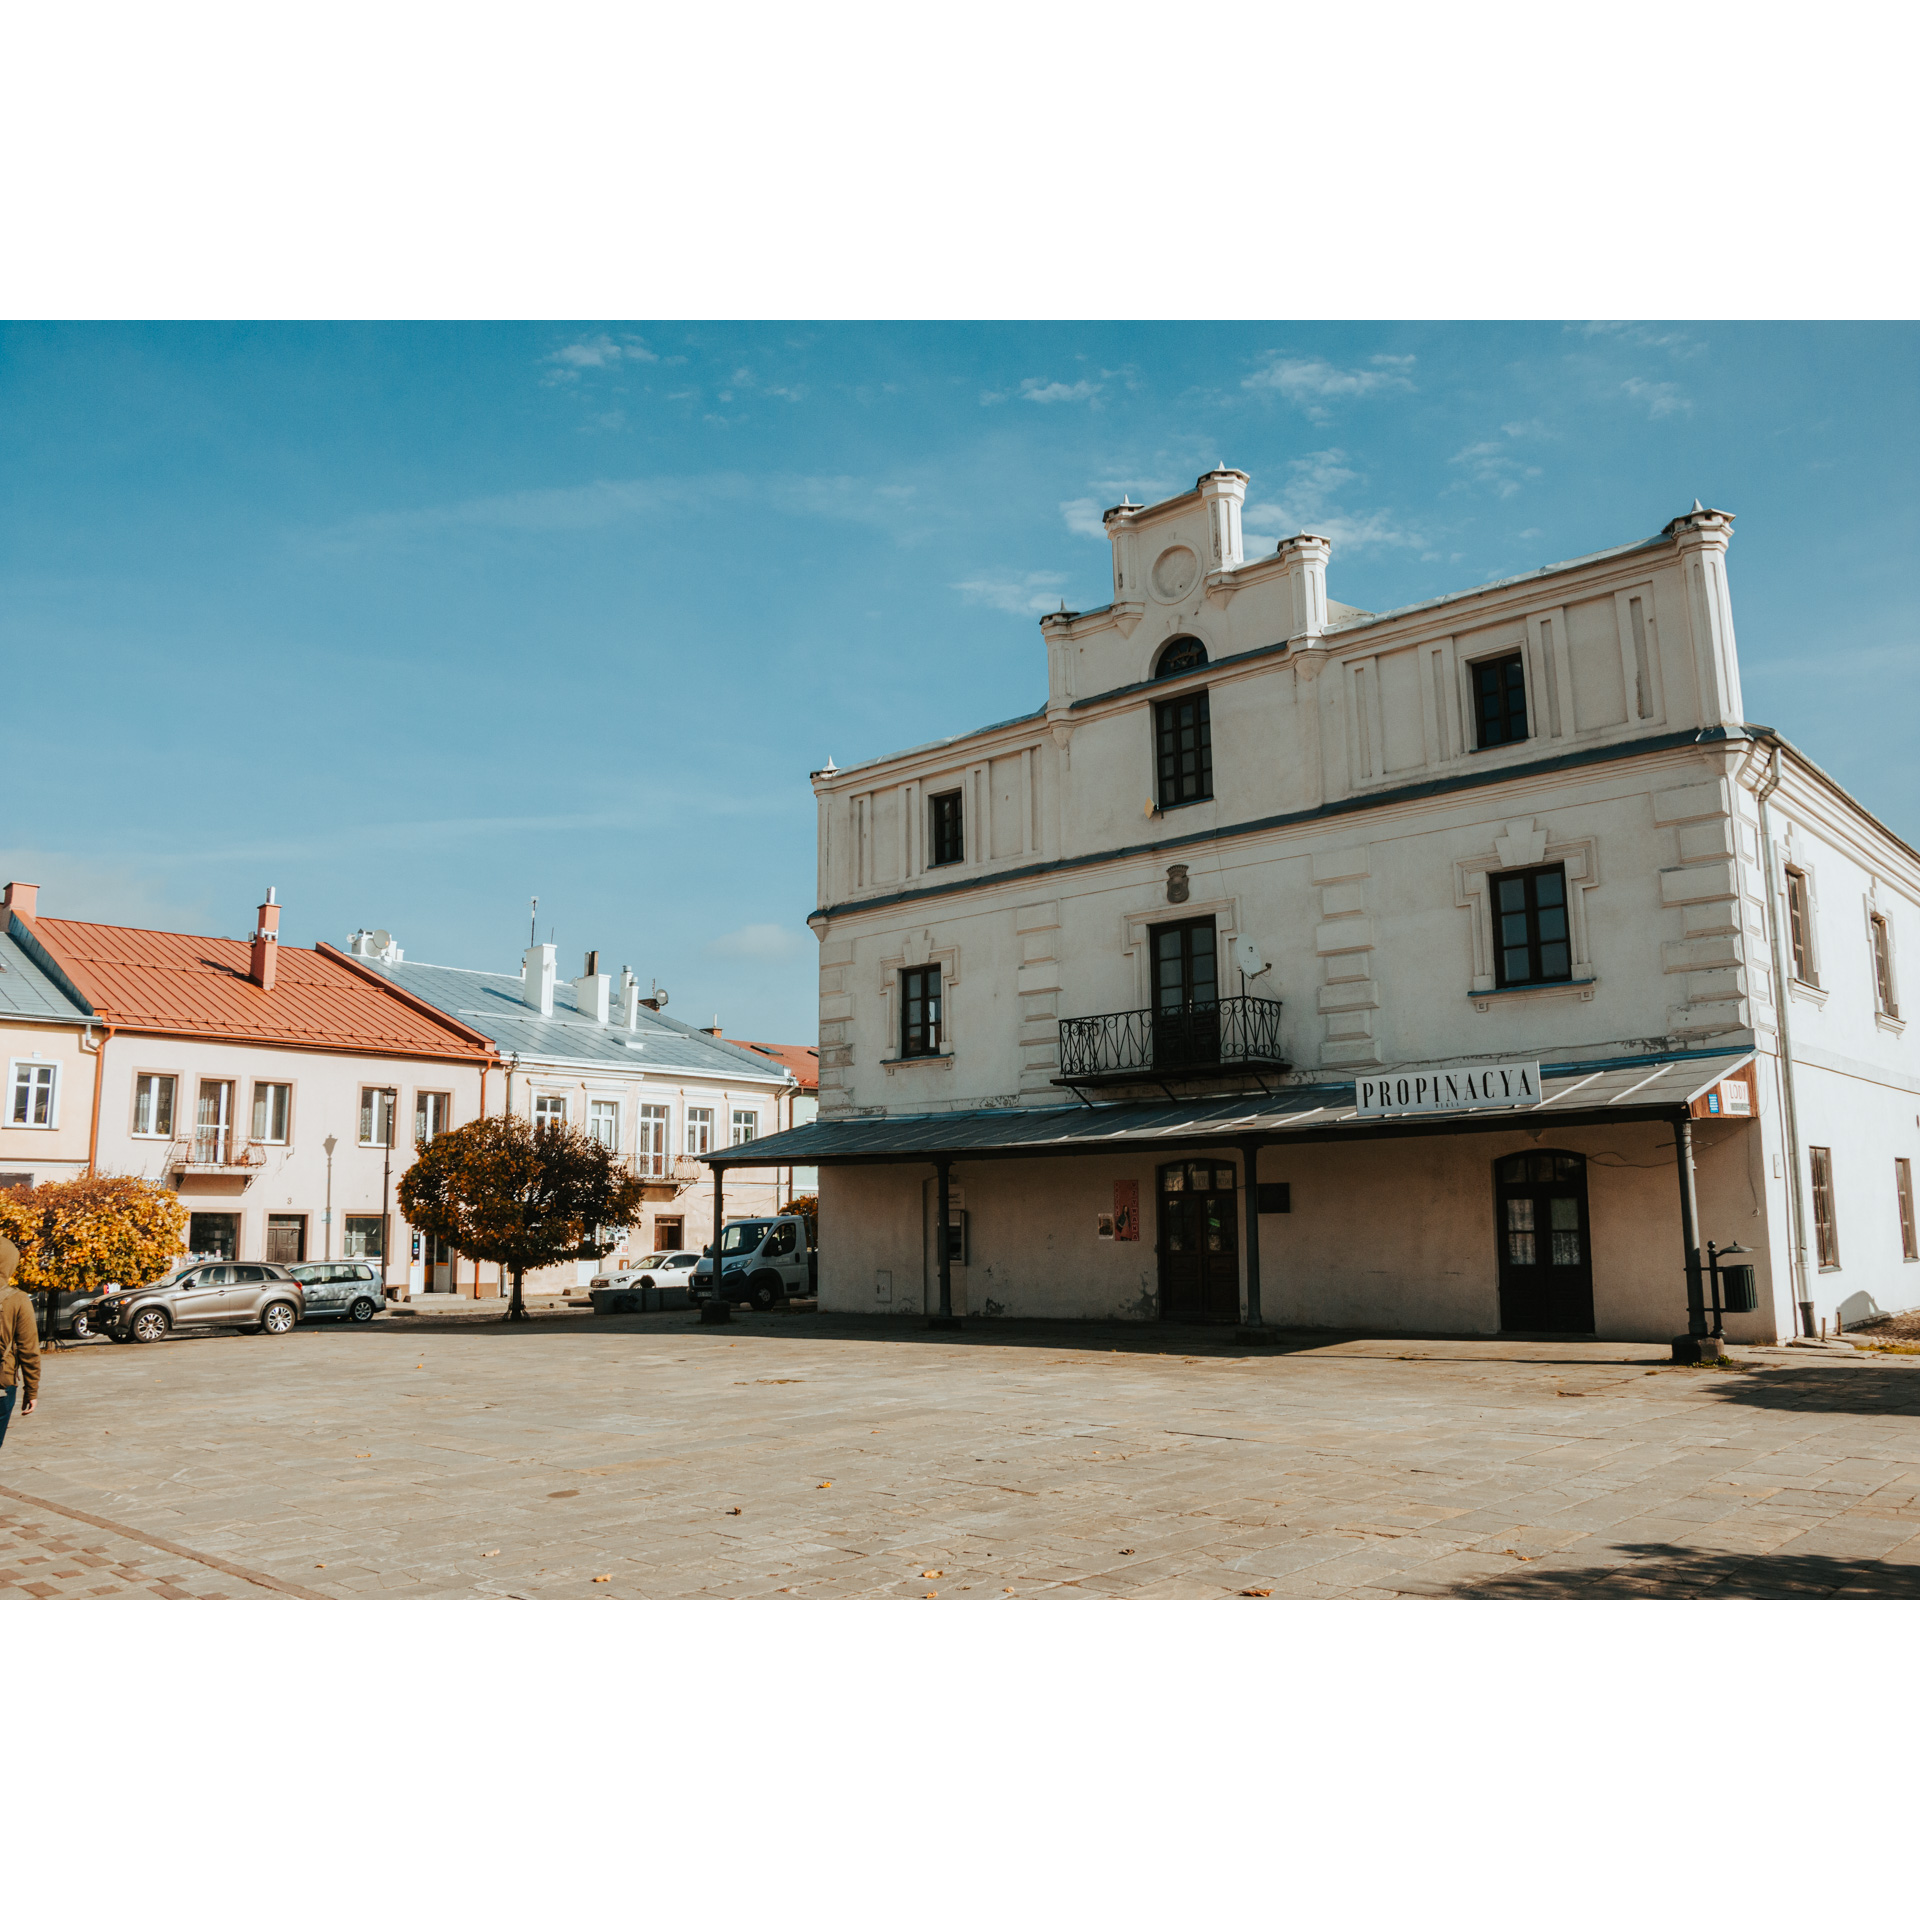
left=1355, top=1061, right=1543, bottom=1119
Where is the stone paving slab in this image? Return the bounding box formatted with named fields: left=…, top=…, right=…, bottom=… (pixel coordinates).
left=1, top=1315, right=1918, bottom=1598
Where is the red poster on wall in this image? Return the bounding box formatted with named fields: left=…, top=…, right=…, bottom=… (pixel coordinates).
left=1113, top=1179, right=1139, bottom=1242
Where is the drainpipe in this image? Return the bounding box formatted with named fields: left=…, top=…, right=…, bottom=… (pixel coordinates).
left=83, top=1022, right=113, bottom=1176
left=1755, top=743, right=1814, bottom=1337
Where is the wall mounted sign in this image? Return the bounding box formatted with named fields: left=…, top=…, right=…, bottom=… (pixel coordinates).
left=1112, top=1179, right=1139, bottom=1241
left=1355, top=1061, right=1542, bottom=1119
left=1689, top=1060, right=1756, bottom=1120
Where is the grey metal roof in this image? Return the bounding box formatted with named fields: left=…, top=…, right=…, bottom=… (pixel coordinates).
left=706, top=1048, right=1754, bottom=1167
left=340, top=955, right=791, bottom=1084
left=0, top=925, right=93, bottom=1023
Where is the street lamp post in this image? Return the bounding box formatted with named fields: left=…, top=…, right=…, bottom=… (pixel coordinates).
left=322, top=1134, right=337, bottom=1259
left=379, top=1087, right=398, bottom=1300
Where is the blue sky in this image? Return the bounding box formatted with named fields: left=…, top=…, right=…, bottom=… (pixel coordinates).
left=2, top=321, right=1915, bottom=1038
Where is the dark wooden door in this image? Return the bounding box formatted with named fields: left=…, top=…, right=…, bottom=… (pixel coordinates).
left=1152, top=918, right=1220, bottom=1069
left=1494, top=1150, right=1594, bottom=1334
left=265, top=1215, right=305, bottom=1263
left=1158, top=1160, right=1239, bottom=1322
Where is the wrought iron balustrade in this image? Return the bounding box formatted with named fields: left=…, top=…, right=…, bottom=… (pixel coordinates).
left=1055, top=993, right=1287, bottom=1088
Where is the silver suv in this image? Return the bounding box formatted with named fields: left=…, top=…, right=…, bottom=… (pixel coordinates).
left=289, top=1262, right=385, bottom=1322
left=98, top=1263, right=305, bottom=1343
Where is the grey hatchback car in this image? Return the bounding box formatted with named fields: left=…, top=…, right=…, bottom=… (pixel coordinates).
left=289, top=1262, right=385, bottom=1322
left=98, top=1262, right=306, bottom=1343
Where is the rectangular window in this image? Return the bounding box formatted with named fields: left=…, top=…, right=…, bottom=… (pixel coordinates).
left=1810, top=1146, right=1840, bottom=1269
left=655, top=1216, right=684, bottom=1251
left=8, top=1062, right=57, bottom=1128
left=1154, top=690, right=1212, bottom=809
left=901, top=965, right=943, bottom=1058
left=929, top=790, right=964, bottom=867
left=195, top=1079, right=235, bottom=1163
left=1785, top=867, right=1814, bottom=982
left=343, top=1214, right=386, bottom=1260
left=732, top=1109, right=758, bottom=1146
left=1472, top=653, right=1529, bottom=749
left=589, top=1099, right=619, bottom=1150
left=638, top=1103, right=670, bottom=1175
left=188, top=1212, right=238, bottom=1259
left=1153, top=918, right=1218, bottom=1009
left=533, top=1093, right=568, bottom=1133
left=415, top=1090, right=451, bottom=1145
left=1492, top=865, right=1572, bottom=987
left=251, top=1082, right=291, bottom=1145
left=358, top=1086, right=395, bottom=1146
left=1871, top=913, right=1897, bottom=1017
left=133, top=1073, right=176, bottom=1138
left=686, top=1108, right=713, bottom=1155
left=1898, top=1159, right=1918, bottom=1261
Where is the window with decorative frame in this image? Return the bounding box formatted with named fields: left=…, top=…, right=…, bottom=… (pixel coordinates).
left=638, top=1103, right=670, bottom=1175
left=1492, top=865, right=1573, bottom=988
left=589, top=1099, right=619, bottom=1150
left=901, top=965, right=943, bottom=1058
left=1785, top=866, right=1815, bottom=983
left=731, top=1109, right=759, bottom=1147
left=685, top=1107, right=713, bottom=1155
left=533, top=1093, right=568, bottom=1133
left=1472, top=653, right=1529, bottom=749
left=1870, top=912, right=1898, bottom=1018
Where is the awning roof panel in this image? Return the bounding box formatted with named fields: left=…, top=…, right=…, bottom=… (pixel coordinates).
left=705, top=1049, right=1756, bottom=1169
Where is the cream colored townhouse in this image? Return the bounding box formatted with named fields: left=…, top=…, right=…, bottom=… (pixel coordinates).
left=341, top=932, right=794, bottom=1289
left=1, top=881, right=494, bottom=1290
left=709, top=467, right=1920, bottom=1348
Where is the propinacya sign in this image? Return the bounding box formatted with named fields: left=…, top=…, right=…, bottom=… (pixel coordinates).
left=1354, top=1061, right=1542, bottom=1120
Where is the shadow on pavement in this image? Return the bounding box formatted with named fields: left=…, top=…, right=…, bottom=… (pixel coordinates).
left=1695, top=1361, right=1920, bottom=1419
left=1453, top=1538, right=1920, bottom=1599
left=362, top=1311, right=1650, bottom=1364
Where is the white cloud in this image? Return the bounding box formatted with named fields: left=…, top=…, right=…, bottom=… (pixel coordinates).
left=953, top=572, right=1071, bottom=617
left=1241, top=448, right=1421, bottom=556
left=541, top=333, right=658, bottom=382
left=1059, top=498, right=1108, bottom=539
left=1623, top=376, right=1691, bottom=418
left=703, top=923, right=810, bottom=965
left=1241, top=352, right=1416, bottom=421
left=1019, top=377, right=1100, bottom=405
left=1448, top=436, right=1543, bottom=499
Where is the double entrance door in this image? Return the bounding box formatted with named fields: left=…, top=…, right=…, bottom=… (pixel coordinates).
left=1157, top=1158, right=1239, bottom=1322
left=1494, top=1150, right=1595, bottom=1333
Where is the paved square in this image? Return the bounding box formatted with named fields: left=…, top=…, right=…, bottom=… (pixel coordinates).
left=4, top=1311, right=1918, bottom=1599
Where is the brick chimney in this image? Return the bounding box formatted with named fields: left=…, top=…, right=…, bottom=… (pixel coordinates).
left=1, top=881, right=38, bottom=923
left=250, top=887, right=280, bottom=991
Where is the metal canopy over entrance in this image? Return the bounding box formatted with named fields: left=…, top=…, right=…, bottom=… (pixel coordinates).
left=702, top=1048, right=1757, bottom=1171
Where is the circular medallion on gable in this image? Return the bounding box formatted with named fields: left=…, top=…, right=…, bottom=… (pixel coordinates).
left=1150, top=544, right=1198, bottom=601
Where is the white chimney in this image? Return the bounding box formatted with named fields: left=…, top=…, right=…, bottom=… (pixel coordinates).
left=617, top=966, right=641, bottom=1031
left=523, top=943, right=556, bottom=1016
left=1276, top=532, right=1331, bottom=641
left=573, top=949, right=610, bottom=1023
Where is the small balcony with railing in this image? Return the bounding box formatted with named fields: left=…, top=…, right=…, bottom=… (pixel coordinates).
left=164, top=1129, right=267, bottom=1189
left=1053, top=994, right=1289, bottom=1096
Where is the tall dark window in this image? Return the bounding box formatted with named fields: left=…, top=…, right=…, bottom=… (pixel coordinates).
left=1810, top=1146, right=1840, bottom=1269
left=1472, top=653, right=1529, bottom=749
left=1896, top=1158, right=1917, bottom=1262
left=1153, top=918, right=1218, bottom=1010
left=1871, top=912, right=1897, bottom=1016
left=902, top=965, right=942, bottom=1057
left=929, top=791, right=964, bottom=867
left=1155, top=691, right=1212, bottom=809
left=1785, top=867, right=1814, bottom=982
left=1492, top=865, right=1572, bottom=987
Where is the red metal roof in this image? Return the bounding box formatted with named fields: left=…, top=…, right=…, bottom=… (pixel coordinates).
left=729, top=1040, right=819, bottom=1090
left=29, top=917, right=491, bottom=1060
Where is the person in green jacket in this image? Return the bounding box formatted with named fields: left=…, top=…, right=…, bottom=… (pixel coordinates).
left=0, top=1239, right=41, bottom=1445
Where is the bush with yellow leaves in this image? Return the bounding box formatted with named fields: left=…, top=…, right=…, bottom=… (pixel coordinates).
left=0, top=1174, right=189, bottom=1293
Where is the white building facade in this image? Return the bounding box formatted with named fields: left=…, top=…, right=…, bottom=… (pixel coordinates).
left=709, top=469, right=1920, bottom=1345
left=344, top=934, right=795, bottom=1290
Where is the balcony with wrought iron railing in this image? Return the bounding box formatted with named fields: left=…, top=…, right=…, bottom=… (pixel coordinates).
left=164, top=1133, right=267, bottom=1186
left=1053, top=993, right=1289, bottom=1094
